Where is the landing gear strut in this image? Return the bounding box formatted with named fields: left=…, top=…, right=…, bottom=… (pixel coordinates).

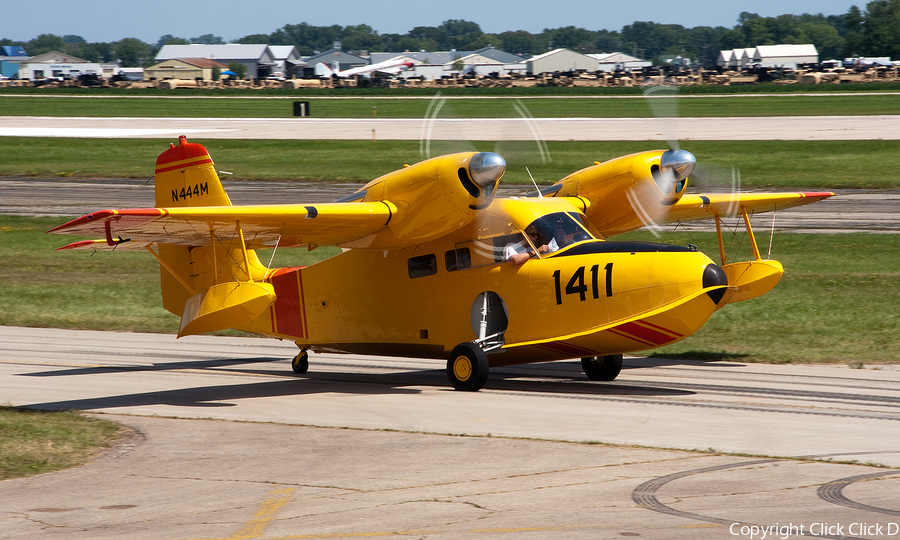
left=291, top=350, right=309, bottom=374
left=447, top=342, right=489, bottom=391
left=581, top=354, right=623, bottom=381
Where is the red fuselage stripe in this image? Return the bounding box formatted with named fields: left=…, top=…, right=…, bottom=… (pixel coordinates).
left=615, top=321, right=678, bottom=346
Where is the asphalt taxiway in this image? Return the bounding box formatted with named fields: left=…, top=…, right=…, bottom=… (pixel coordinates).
left=2, top=326, right=899, bottom=539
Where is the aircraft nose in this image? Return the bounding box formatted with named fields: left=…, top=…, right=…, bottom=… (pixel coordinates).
left=703, top=263, right=728, bottom=305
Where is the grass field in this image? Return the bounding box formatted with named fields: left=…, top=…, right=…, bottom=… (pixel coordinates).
left=3, top=137, right=899, bottom=189
left=0, top=406, right=121, bottom=480
left=3, top=92, right=900, bottom=118
left=1, top=215, right=897, bottom=364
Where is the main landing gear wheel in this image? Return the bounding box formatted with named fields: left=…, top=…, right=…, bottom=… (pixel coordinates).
left=581, top=354, right=623, bottom=381
left=291, top=350, right=309, bottom=374
left=447, top=342, right=489, bottom=392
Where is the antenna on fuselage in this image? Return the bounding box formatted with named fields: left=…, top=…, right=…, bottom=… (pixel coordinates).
left=526, top=167, right=542, bottom=199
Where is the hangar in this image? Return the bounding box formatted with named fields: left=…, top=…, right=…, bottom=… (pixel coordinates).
left=526, top=48, right=598, bottom=75
left=752, top=44, right=818, bottom=68
left=143, top=58, right=228, bottom=81
left=268, top=45, right=305, bottom=78
left=155, top=44, right=277, bottom=78
left=588, top=52, right=651, bottom=72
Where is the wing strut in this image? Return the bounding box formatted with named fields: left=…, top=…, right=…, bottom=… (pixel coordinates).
left=209, top=225, right=218, bottom=286
left=714, top=215, right=727, bottom=265
left=237, top=221, right=254, bottom=282
left=710, top=205, right=784, bottom=308
left=741, top=207, right=762, bottom=262
left=145, top=245, right=197, bottom=296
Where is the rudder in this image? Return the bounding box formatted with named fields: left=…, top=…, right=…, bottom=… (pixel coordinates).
left=152, top=137, right=274, bottom=336
left=154, top=135, right=231, bottom=208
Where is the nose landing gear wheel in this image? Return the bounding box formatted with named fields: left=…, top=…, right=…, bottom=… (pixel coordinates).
left=581, top=354, right=623, bottom=381
left=291, top=350, right=309, bottom=374
left=447, top=342, right=489, bottom=391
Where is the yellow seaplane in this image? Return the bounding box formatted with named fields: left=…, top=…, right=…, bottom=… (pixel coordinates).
left=50, top=136, right=833, bottom=391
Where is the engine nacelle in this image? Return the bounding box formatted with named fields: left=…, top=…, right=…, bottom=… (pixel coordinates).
left=549, top=149, right=695, bottom=237
left=344, top=152, right=505, bottom=248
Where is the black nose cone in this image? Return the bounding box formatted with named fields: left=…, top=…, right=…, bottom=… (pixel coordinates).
left=703, top=263, right=728, bottom=305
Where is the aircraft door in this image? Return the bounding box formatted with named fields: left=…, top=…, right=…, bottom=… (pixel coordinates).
left=470, top=291, right=508, bottom=352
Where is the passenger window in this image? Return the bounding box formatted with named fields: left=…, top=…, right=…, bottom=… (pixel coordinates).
left=408, top=254, right=438, bottom=278
left=445, top=248, right=472, bottom=272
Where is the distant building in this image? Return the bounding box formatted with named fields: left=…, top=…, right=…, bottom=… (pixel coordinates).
left=17, top=51, right=106, bottom=80
left=446, top=51, right=526, bottom=77
left=268, top=45, right=305, bottom=78
left=718, top=48, right=755, bottom=69
left=371, top=50, right=462, bottom=66
left=526, top=48, right=598, bottom=75
left=1, top=46, right=28, bottom=57
left=1, top=45, right=28, bottom=77
left=371, top=47, right=521, bottom=67
left=156, top=44, right=277, bottom=78
left=752, top=44, right=818, bottom=68
left=718, top=49, right=735, bottom=68
left=0, top=47, right=27, bottom=79
left=720, top=45, right=818, bottom=69
left=143, top=58, right=228, bottom=81
left=587, top=52, right=650, bottom=72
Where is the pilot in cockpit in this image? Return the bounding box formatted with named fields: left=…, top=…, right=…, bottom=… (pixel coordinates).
left=504, top=225, right=551, bottom=264
left=504, top=213, right=591, bottom=264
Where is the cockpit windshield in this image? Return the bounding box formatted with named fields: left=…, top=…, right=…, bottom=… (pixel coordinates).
left=525, top=212, right=594, bottom=254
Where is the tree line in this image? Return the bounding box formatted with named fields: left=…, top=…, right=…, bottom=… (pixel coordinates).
left=5, top=1, right=900, bottom=68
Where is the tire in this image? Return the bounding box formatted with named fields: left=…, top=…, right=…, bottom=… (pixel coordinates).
left=447, top=342, right=490, bottom=391
left=291, top=350, right=309, bottom=374
left=581, top=354, right=623, bottom=381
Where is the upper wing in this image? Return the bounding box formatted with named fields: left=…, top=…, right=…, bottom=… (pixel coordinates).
left=661, top=191, right=835, bottom=224
left=49, top=202, right=397, bottom=251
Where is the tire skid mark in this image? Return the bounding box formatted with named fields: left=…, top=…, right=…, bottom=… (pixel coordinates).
left=818, top=470, right=900, bottom=516
left=632, top=459, right=870, bottom=540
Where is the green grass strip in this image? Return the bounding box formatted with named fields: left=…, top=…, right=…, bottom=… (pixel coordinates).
left=3, top=92, right=900, bottom=118
left=2, top=138, right=898, bottom=189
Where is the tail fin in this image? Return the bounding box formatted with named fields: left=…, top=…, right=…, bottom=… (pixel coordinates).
left=154, top=135, right=232, bottom=208
left=152, top=137, right=273, bottom=335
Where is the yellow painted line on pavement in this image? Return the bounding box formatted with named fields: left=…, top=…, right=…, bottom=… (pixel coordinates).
left=226, top=486, right=297, bottom=540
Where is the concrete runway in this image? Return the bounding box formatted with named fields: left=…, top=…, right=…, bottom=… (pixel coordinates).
left=2, top=327, right=900, bottom=539
left=4, top=114, right=900, bottom=140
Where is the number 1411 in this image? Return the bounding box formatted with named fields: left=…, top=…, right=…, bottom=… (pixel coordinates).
left=552, top=263, right=612, bottom=305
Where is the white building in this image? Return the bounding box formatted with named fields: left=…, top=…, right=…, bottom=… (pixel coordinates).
left=588, top=52, right=650, bottom=72
left=752, top=44, right=818, bottom=68
left=17, top=51, right=104, bottom=80
left=268, top=45, right=305, bottom=78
